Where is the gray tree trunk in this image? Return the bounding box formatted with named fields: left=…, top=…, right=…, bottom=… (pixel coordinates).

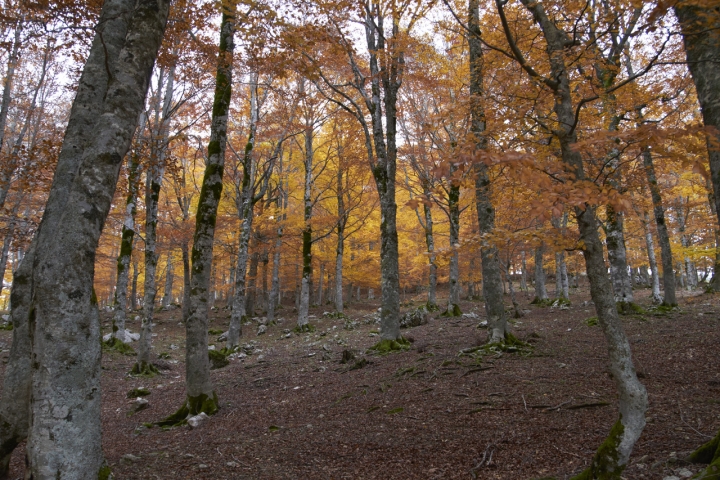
left=470, top=0, right=506, bottom=342
left=246, top=250, right=259, bottom=317
left=533, top=245, right=548, bottom=302
left=551, top=214, right=569, bottom=299
left=227, top=76, right=260, bottom=349
left=447, top=168, right=461, bottom=315
left=112, top=152, right=141, bottom=343
left=177, top=4, right=235, bottom=419
left=642, top=147, right=677, bottom=305
left=641, top=211, right=663, bottom=303
left=298, top=121, right=314, bottom=329
left=675, top=198, right=698, bottom=291
left=137, top=65, right=175, bottom=372
left=131, top=252, right=140, bottom=311
left=504, top=1, right=648, bottom=472
left=0, top=18, right=22, bottom=155
left=0, top=0, right=167, bottom=476
left=162, top=252, right=174, bottom=308
left=520, top=250, right=528, bottom=293
left=422, top=203, right=438, bottom=308
left=267, top=175, right=285, bottom=321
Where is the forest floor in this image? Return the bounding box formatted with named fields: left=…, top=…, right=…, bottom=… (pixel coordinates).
left=1, top=285, right=719, bottom=479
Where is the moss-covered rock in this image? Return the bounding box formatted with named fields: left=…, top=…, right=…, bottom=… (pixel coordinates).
left=208, top=349, right=230, bottom=370
left=689, top=428, right=720, bottom=479
left=616, top=302, right=646, bottom=315
left=97, top=463, right=112, bottom=480
left=400, top=307, right=430, bottom=328
left=127, top=387, right=151, bottom=398
left=103, top=337, right=136, bottom=356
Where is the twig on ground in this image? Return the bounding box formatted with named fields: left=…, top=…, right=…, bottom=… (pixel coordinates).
left=522, top=394, right=528, bottom=413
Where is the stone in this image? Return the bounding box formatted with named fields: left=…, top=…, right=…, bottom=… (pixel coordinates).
left=677, top=468, right=694, bottom=478
left=120, top=453, right=141, bottom=464
left=662, top=476, right=680, bottom=480
left=257, top=324, right=267, bottom=336
left=400, top=307, right=429, bottom=328
left=462, top=312, right=479, bottom=319
left=187, top=412, right=209, bottom=429
left=226, top=461, right=239, bottom=467
left=217, top=331, right=228, bottom=342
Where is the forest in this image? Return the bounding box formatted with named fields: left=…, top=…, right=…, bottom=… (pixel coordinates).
left=0, top=0, right=719, bottom=478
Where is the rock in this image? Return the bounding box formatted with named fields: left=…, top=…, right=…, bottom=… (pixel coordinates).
left=131, top=397, right=149, bottom=413
left=257, top=325, right=267, bottom=336
left=169, top=344, right=179, bottom=350
left=208, top=345, right=216, bottom=350
left=226, top=461, right=239, bottom=467
left=662, top=476, right=681, bottom=480
left=217, top=331, right=228, bottom=342
left=187, top=412, right=209, bottom=429
left=462, top=312, right=479, bottom=319
left=677, top=468, right=694, bottom=478
left=400, top=307, right=429, bottom=328
left=478, top=320, right=488, bottom=327
left=120, top=453, right=141, bottom=464
left=198, top=464, right=208, bottom=469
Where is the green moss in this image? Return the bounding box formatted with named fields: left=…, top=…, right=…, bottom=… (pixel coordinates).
left=0, top=322, right=12, bottom=331
left=585, top=316, right=599, bottom=327
left=349, top=358, right=369, bottom=370
left=208, top=328, right=224, bottom=335
left=208, top=349, right=230, bottom=369
left=156, top=391, right=220, bottom=427
left=130, top=362, right=159, bottom=377
left=694, top=457, right=720, bottom=479
left=368, top=337, right=411, bottom=355
left=570, top=419, right=625, bottom=480
left=440, top=303, right=462, bottom=317
left=387, top=407, right=403, bottom=415
left=531, top=297, right=554, bottom=307
left=127, top=387, right=151, bottom=398
left=97, top=463, right=112, bottom=480
left=158, top=352, right=171, bottom=359
left=323, top=311, right=347, bottom=319
left=103, top=337, right=136, bottom=356
left=425, top=301, right=440, bottom=312
left=616, top=302, right=646, bottom=315
left=689, top=429, right=720, bottom=464
left=294, top=323, right=315, bottom=334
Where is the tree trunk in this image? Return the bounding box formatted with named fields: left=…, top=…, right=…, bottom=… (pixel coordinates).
left=520, top=250, right=528, bottom=293
left=641, top=211, right=663, bottom=303
left=446, top=173, right=461, bottom=315
left=0, top=19, right=22, bottom=156
left=317, top=262, right=324, bottom=306
left=470, top=0, right=506, bottom=342
left=246, top=250, right=259, bottom=317
left=112, top=137, right=142, bottom=343
left=169, top=4, right=235, bottom=423
left=506, top=1, right=648, bottom=473
left=533, top=245, right=548, bottom=302
left=642, top=148, right=677, bottom=305
left=162, top=252, right=174, bottom=307
left=298, top=122, right=314, bottom=329
left=0, top=0, right=167, bottom=476
left=136, top=65, right=175, bottom=373
left=422, top=202, right=438, bottom=309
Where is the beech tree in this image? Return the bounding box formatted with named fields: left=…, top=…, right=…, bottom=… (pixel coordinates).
left=0, top=0, right=169, bottom=475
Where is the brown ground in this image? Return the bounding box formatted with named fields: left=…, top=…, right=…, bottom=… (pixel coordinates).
left=1, top=286, right=718, bottom=479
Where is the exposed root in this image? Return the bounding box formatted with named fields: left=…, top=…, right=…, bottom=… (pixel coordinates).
left=440, top=303, right=462, bottom=317
left=130, top=361, right=159, bottom=377
left=616, top=302, right=646, bottom=315
left=368, top=337, right=411, bottom=355
left=156, top=392, right=219, bottom=427
left=208, top=349, right=230, bottom=370
left=569, top=419, right=625, bottom=479
left=294, top=323, right=315, bottom=334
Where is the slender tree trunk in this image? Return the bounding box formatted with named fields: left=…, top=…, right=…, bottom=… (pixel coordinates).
left=507, top=2, right=648, bottom=473
left=136, top=65, right=174, bottom=373
left=267, top=186, right=284, bottom=321
left=298, top=122, right=314, bottom=329
left=446, top=173, right=461, bottom=315
left=641, top=211, right=662, bottom=303
left=0, top=202, right=19, bottom=302
left=422, top=203, right=438, bottom=309
left=533, top=245, right=548, bottom=302
left=643, top=148, right=677, bottom=305
left=0, top=19, right=22, bottom=155
left=470, top=0, right=506, bottom=342
left=317, top=262, right=324, bottom=306
left=227, top=76, right=260, bottom=349
left=335, top=227, right=344, bottom=314
left=112, top=133, right=143, bottom=342
left=170, top=4, right=235, bottom=421
left=246, top=249, right=259, bottom=317
left=162, top=252, right=174, bottom=307
left=520, top=250, right=528, bottom=293
left=707, top=178, right=720, bottom=291
left=131, top=252, right=140, bottom=311
left=12, top=0, right=165, bottom=475
left=181, top=240, right=190, bottom=319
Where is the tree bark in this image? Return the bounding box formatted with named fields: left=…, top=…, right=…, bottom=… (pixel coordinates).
left=173, top=3, right=235, bottom=420
left=5, top=0, right=166, bottom=476
left=643, top=147, right=677, bottom=305
left=137, top=65, right=175, bottom=373
left=533, top=245, right=548, bottom=302
left=505, top=1, right=648, bottom=474
left=0, top=18, right=22, bottom=157
left=469, top=0, right=506, bottom=342
left=446, top=168, right=461, bottom=315
left=112, top=133, right=142, bottom=343
left=298, top=120, right=314, bottom=329
left=162, top=252, right=174, bottom=307
left=641, top=211, right=662, bottom=303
